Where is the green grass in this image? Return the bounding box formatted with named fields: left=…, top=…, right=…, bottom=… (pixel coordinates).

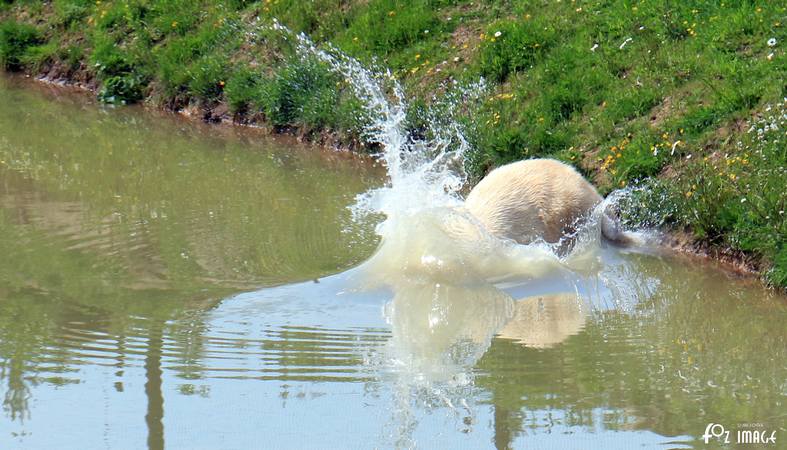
left=642, top=101, right=786, bottom=287
left=1, top=0, right=785, bottom=287
left=0, top=20, right=41, bottom=70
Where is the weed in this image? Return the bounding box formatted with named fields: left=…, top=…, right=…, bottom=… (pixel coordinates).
left=97, top=74, right=144, bottom=104
left=225, top=67, right=263, bottom=115
left=0, top=20, right=41, bottom=70
left=19, top=41, right=58, bottom=72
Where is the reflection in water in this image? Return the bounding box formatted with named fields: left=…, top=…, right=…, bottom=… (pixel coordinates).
left=383, top=282, right=514, bottom=376
left=0, top=78, right=785, bottom=450
left=378, top=280, right=513, bottom=448
left=375, top=281, right=598, bottom=448
left=497, top=293, right=587, bottom=349
left=145, top=323, right=165, bottom=450
left=0, top=78, right=381, bottom=448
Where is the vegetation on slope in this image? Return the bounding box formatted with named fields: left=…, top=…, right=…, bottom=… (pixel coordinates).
left=1, top=0, right=785, bottom=286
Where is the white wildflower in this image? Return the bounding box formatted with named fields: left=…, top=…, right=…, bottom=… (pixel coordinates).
left=619, top=37, right=633, bottom=49
left=767, top=38, right=777, bottom=47
left=591, top=43, right=599, bottom=52
left=494, top=31, right=502, bottom=38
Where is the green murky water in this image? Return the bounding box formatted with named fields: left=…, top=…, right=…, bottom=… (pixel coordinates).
left=0, top=78, right=785, bottom=450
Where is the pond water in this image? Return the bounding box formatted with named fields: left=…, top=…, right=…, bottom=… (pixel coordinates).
left=0, top=77, right=785, bottom=450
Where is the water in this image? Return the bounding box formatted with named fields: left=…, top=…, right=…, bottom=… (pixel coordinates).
left=1, top=72, right=786, bottom=450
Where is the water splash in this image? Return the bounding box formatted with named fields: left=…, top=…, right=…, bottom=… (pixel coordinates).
left=270, top=22, right=479, bottom=223
left=262, top=20, right=581, bottom=283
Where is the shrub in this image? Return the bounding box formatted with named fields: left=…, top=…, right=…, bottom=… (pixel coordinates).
left=187, top=54, right=228, bottom=103
left=154, top=18, right=239, bottom=97
left=0, top=20, right=42, bottom=70
left=260, top=57, right=340, bottom=128
left=224, top=67, right=264, bottom=115
left=19, top=41, right=58, bottom=72
left=59, top=44, right=84, bottom=72
left=97, top=74, right=144, bottom=104
left=53, top=0, right=90, bottom=29
left=90, top=34, right=134, bottom=78
left=250, top=56, right=368, bottom=143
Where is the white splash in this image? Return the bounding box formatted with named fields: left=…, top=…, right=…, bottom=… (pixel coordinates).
left=289, top=30, right=467, bottom=217
left=269, top=25, right=567, bottom=285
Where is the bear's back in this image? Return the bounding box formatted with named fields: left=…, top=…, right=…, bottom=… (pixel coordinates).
left=465, top=159, right=602, bottom=244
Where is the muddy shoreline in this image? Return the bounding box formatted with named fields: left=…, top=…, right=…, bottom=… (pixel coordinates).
left=15, top=70, right=370, bottom=154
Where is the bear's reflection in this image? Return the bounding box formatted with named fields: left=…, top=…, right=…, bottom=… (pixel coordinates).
left=380, top=280, right=588, bottom=446
left=497, top=293, right=587, bottom=349
left=384, top=281, right=514, bottom=378
left=384, top=282, right=587, bottom=377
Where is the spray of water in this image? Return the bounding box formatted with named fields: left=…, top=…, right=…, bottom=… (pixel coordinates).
left=261, top=20, right=580, bottom=282
left=296, top=44, right=473, bottom=222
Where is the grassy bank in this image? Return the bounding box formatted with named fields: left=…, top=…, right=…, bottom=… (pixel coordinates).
left=1, top=0, right=785, bottom=287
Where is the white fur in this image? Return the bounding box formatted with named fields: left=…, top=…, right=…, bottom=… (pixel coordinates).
left=465, top=159, right=623, bottom=244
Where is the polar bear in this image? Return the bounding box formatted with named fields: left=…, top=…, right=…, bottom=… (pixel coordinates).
left=465, top=159, right=629, bottom=245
